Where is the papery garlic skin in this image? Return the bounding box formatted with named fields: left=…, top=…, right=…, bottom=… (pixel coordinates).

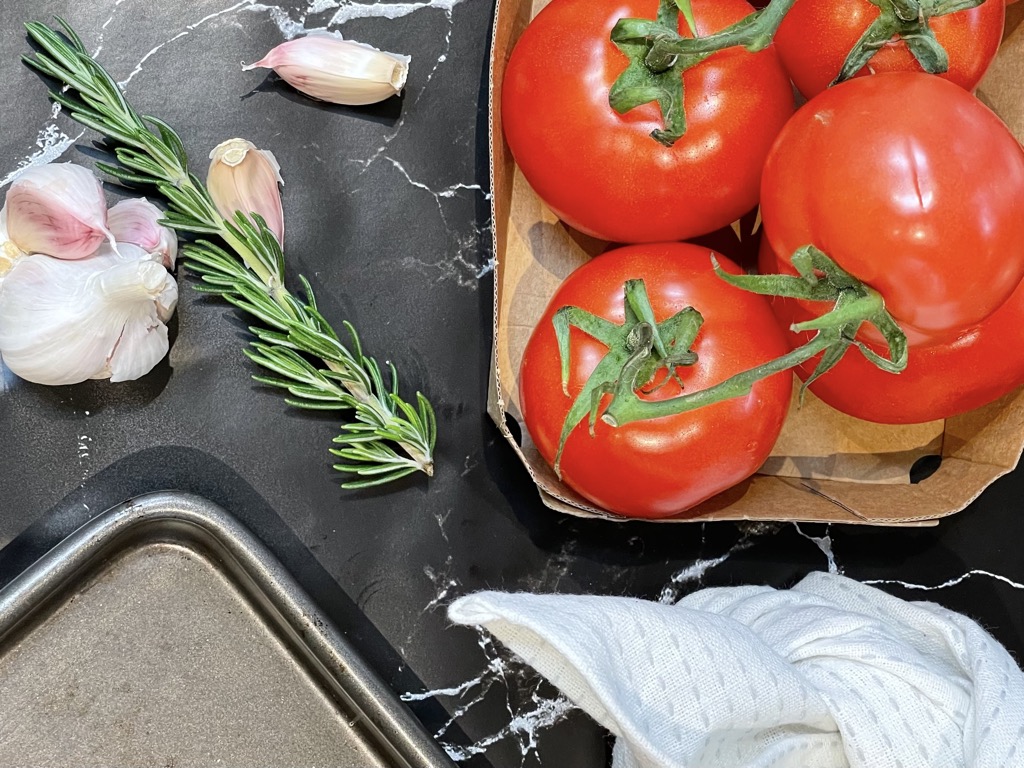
left=5, top=163, right=115, bottom=261
left=207, top=139, right=285, bottom=245
left=244, top=33, right=410, bottom=106
left=0, top=245, right=178, bottom=386
left=92, top=243, right=179, bottom=325
left=0, top=206, right=26, bottom=280
left=107, top=198, right=178, bottom=270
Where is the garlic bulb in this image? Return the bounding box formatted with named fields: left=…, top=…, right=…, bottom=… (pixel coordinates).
left=243, top=33, right=410, bottom=106
left=5, top=163, right=115, bottom=260
left=0, top=244, right=178, bottom=385
left=108, top=198, right=178, bottom=269
left=207, top=138, right=285, bottom=244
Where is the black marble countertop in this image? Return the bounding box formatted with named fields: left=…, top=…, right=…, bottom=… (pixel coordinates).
left=1, top=2, right=1022, bottom=766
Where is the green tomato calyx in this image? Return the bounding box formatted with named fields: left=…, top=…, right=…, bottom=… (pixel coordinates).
left=608, top=0, right=799, bottom=146
left=552, top=279, right=704, bottom=475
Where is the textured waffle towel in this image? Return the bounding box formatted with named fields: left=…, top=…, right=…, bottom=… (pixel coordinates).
left=448, top=573, right=1024, bottom=768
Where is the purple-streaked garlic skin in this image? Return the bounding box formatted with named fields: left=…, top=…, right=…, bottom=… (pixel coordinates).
left=243, top=33, right=410, bottom=106
left=108, top=198, right=178, bottom=270
left=5, top=163, right=115, bottom=261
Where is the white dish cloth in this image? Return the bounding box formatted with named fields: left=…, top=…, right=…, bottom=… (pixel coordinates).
left=448, top=572, right=1024, bottom=768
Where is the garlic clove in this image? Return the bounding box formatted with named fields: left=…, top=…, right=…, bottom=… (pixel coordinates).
left=0, top=247, right=177, bottom=386
left=0, top=255, right=120, bottom=384
left=243, top=33, right=410, bottom=106
left=91, top=242, right=179, bottom=324
left=207, top=138, right=285, bottom=245
left=102, top=259, right=178, bottom=382
left=107, top=198, right=178, bottom=270
left=5, top=163, right=115, bottom=261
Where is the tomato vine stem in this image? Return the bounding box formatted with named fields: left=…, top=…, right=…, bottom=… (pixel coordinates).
left=833, top=0, right=985, bottom=85
left=552, top=247, right=908, bottom=452
left=644, top=0, right=798, bottom=66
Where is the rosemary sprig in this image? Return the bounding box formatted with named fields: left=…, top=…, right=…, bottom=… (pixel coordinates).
left=22, top=17, right=436, bottom=488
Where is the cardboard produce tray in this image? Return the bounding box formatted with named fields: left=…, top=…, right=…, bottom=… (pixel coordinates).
left=486, top=0, right=1024, bottom=525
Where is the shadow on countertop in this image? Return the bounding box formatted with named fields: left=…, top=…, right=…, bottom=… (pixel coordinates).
left=0, top=445, right=486, bottom=764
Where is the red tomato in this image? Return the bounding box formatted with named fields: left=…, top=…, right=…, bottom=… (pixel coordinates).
left=519, top=243, right=792, bottom=519
left=774, top=0, right=1004, bottom=98
left=760, top=72, right=1024, bottom=345
left=759, top=238, right=1024, bottom=424
left=501, top=0, right=794, bottom=243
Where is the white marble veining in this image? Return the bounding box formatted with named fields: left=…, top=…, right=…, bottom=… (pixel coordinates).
left=443, top=690, right=576, bottom=764
left=401, top=225, right=496, bottom=287
left=793, top=523, right=842, bottom=575
left=117, top=0, right=257, bottom=88
left=404, top=518, right=579, bottom=762
left=246, top=0, right=475, bottom=38
left=93, top=0, right=130, bottom=56
left=246, top=2, right=327, bottom=38
left=0, top=124, right=83, bottom=188
left=658, top=534, right=758, bottom=605
left=330, top=0, right=471, bottom=24
left=401, top=675, right=484, bottom=702
left=522, top=541, right=577, bottom=594
left=866, top=570, right=1024, bottom=592
left=403, top=628, right=576, bottom=764
left=423, top=555, right=460, bottom=612
left=433, top=507, right=452, bottom=542
left=76, top=433, right=94, bottom=484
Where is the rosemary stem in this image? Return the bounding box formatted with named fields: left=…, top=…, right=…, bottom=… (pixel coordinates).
left=323, top=356, right=434, bottom=475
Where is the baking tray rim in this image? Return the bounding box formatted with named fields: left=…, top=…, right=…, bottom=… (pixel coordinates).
left=0, top=489, right=454, bottom=768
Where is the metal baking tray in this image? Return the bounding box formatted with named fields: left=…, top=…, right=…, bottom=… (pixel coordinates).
left=0, top=491, right=454, bottom=768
